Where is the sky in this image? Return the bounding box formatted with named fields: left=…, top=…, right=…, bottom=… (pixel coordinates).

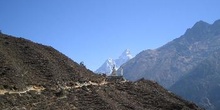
left=0, top=0, right=220, bottom=71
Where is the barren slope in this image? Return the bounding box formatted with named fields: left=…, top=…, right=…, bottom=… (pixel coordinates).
left=0, top=33, right=201, bottom=110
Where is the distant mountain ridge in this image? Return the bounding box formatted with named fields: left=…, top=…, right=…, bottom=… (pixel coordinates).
left=170, top=49, right=220, bottom=110
left=0, top=33, right=201, bottom=110
left=95, top=49, right=132, bottom=75
left=119, top=19, right=220, bottom=88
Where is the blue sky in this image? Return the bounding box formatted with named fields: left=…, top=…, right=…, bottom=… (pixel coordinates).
left=0, top=0, right=220, bottom=71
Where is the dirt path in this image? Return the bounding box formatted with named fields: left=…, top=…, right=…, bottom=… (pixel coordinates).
left=0, top=85, right=45, bottom=95
left=0, top=80, right=109, bottom=95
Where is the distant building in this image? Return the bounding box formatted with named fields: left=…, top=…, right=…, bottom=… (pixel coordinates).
left=110, top=65, right=117, bottom=76
left=107, top=65, right=125, bottom=83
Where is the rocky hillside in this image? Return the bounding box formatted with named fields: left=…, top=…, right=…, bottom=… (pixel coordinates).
left=118, top=19, right=220, bottom=88
left=0, top=33, right=202, bottom=110
left=170, top=49, right=220, bottom=110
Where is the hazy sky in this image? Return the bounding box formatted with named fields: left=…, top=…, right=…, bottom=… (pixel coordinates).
left=1, top=0, right=220, bottom=71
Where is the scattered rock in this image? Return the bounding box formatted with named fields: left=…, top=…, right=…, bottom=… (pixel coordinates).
left=0, top=34, right=202, bottom=110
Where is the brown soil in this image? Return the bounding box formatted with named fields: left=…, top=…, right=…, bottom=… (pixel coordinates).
left=0, top=33, right=202, bottom=110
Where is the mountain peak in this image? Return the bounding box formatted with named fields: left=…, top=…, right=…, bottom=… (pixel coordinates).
left=213, top=19, right=220, bottom=25
left=194, top=20, right=209, bottom=26
left=183, top=20, right=211, bottom=42
left=211, top=19, right=220, bottom=33
left=190, top=20, right=210, bottom=31
left=124, top=49, right=131, bottom=54
left=95, top=49, right=133, bottom=75
left=107, top=58, right=114, bottom=62
left=119, top=49, right=133, bottom=59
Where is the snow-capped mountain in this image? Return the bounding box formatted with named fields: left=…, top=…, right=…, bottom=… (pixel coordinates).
left=95, top=58, right=116, bottom=75
left=116, top=49, right=133, bottom=67
left=95, top=49, right=133, bottom=75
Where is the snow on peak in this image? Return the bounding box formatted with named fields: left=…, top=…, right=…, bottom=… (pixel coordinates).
left=119, top=49, right=133, bottom=60
left=107, top=58, right=114, bottom=63
left=95, top=49, right=133, bottom=75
